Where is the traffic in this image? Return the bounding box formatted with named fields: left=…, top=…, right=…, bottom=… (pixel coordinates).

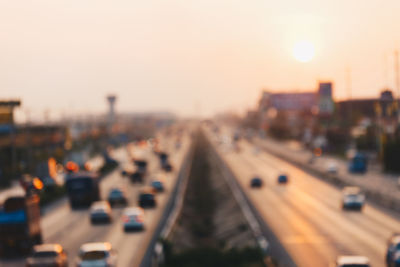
left=0, top=130, right=190, bottom=267
left=206, top=125, right=400, bottom=267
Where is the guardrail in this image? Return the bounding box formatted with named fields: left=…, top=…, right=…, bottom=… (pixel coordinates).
left=139, top=140, right=194, bottom=267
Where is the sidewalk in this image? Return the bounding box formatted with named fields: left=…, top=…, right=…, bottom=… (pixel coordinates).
left=251, top=136, right=400, bottom=211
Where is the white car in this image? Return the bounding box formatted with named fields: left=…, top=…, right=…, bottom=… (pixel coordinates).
left=326, top=161, right=338, bottom=174
left=90, top=201, right=112, bottom=224
left=76, top=242, right=117, bottom=267
left=335, top=255, right=370, bottom=267
left=122, top=207, right=145, bottom=231
left=342, top=187, right=365, bottom=210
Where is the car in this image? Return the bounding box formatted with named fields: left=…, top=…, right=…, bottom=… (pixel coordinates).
left=130, top=171, right=144, bottom=183
left=107, top=187, right=128, bottom=206
left=76, top=242, right=117, bottom=267
left=122, top=207, right=145, bottom=231
left=386, top=233, right=400, bottom=266
left=90, top=201, right=112, bottom=224
left=26, top=244, right=68, bottom=267
left=163, top=162, right=173, bottom=172
left=335, top=256, right=370, bottom=267
left=138, top=187, right=156, bottom=208
left=326, top=161, right=338, bottom=174
left=341, top=186, right=365, bottom=210
left=277, top=174, right=288, bottom=184
left=151, top=180, right=165, bottom=193
left=250, top=177, right=263, bottom=188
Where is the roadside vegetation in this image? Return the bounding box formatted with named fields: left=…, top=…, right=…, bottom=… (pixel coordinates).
left=163, top=131, right=267, bottom=267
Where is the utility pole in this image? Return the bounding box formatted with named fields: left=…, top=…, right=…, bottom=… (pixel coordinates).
left=395, top=50, right=400, bottom=123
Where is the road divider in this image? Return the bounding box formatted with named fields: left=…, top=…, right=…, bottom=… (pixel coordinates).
left=140, top=138, right=194, bottom=267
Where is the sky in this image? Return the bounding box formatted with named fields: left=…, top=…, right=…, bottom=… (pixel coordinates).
left=1, top=0, right=400, bottom=121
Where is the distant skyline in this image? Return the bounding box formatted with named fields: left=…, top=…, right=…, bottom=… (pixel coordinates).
left=1, top=0, right=400, bottom=122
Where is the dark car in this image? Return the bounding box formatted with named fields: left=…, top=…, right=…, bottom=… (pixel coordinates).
left=250, top=177, right=263, bottom=188
left=138, top=188, right=156, bottom=208
left=107, top=188, right=128, bottom=206
left=387, top=234, right=400, bottom=266
left=278, top=174, right=288, bottom=184
left=89, top=201, right=112, bottom=224
left=130, top=171, right=144, bottom=183
left=163, top=162, right=173, bottom=172
left=26, top=244, right=68, bottom=267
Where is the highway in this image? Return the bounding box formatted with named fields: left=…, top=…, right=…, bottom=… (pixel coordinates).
left=0, top=130, right=191, bottom=267
left=208, top=129, right=400, bottom=267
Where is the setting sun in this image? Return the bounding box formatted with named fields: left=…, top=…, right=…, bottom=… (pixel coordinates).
left=293, top=40, right=315, bottom=63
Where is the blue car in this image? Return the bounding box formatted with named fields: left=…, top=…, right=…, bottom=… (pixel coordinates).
left=151, top=180, right=164, bottom=193
left=278, top=174, right=288, bottom=184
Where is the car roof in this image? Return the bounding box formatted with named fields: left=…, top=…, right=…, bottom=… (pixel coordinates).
left=337, top=256, right=369, bottom=265
left=80, top=242, right=112, bottom=252
left=91, top=201, right=110, bottom=209
left=123, top=207, right=143, bottom=215
left=343, top=187, right=361, bottom=194
left=140, top=186, right=155, bottom=194
left=109, top=187, right=124, bottom=192
left=33, top=244, right=63, bottom=253
left=390, top=234, right=400, bottom=244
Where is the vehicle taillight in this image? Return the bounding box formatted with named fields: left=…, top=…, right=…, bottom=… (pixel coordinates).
left=122, top=215, right=130, bottom=223
left=136, top=215, right=144, bottom=223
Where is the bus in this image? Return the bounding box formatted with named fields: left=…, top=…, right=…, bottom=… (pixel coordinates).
left=65, top=172, right=100, bottom=209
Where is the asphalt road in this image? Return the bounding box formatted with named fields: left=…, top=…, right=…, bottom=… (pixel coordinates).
left=0, top=131, right=190, bottom=267
left=210, top=132, right=400, bottom=267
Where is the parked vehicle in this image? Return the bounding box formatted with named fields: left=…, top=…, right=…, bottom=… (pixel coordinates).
left=26, top=244, right=68, bottom=267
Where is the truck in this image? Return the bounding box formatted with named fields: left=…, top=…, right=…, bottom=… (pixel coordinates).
left=348, top=153, right=368, bottom=174
left=65, top=172, right=100, bottom=209
left=0, top=194, right=42, bottom=256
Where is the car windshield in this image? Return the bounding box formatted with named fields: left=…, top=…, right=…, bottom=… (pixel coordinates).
left=81, top=251, right=107, bottom=260
left=33, top=251, right=58, bottom=258
left=109, top=190, right=122, bottom=197
left=140, top=194, right=154, bottom=200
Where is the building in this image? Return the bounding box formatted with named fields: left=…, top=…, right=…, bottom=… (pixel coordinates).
left=258, top=82, right=334, bottom=135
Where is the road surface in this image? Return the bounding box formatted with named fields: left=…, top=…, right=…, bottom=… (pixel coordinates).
left=208, top=129, right=399, bottom=267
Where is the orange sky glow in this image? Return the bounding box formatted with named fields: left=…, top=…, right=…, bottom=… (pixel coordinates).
left=1, top=0, right=400, bottom=120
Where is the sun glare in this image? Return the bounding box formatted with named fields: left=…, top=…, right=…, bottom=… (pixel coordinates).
left=293, top=41, right=315, bottom=63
